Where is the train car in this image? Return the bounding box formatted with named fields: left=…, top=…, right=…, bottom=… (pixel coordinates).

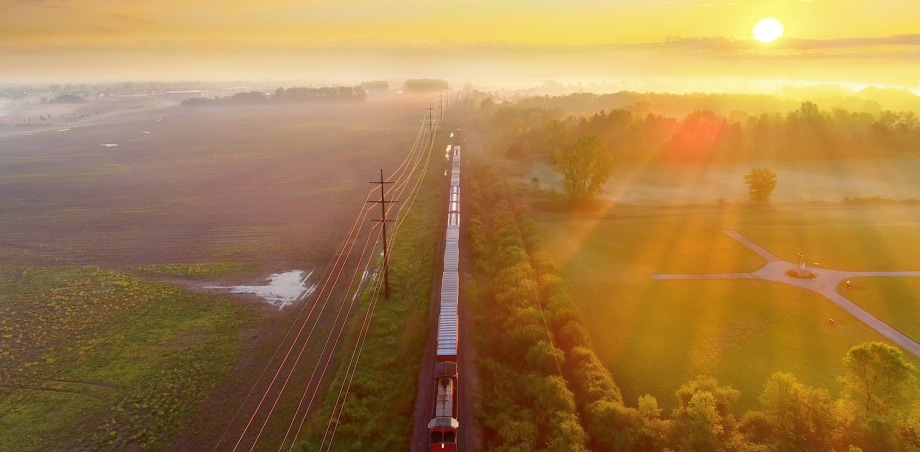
left=429, top=141, right=461, bottom=451
left=428, top=361, right=458, bottom=450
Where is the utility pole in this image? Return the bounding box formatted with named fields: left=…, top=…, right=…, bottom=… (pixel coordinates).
left=428, top=103, right=434, bottom=131
left=369, top=169, right=395, bottom=299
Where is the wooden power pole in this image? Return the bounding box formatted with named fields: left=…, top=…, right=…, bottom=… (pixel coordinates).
left=369, top=169, right=395, bottom=299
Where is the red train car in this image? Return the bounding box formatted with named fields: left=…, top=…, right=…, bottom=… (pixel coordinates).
left=428, top=361, right=458, bottom=451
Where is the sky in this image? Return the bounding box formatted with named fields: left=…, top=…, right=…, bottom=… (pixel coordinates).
left=2, top=0, right=919, bottom=91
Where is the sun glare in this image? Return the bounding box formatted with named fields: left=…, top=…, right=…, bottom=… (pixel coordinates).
left=753, top=18, right=784, bottom=43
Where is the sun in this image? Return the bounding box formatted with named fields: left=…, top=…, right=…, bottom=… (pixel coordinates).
left=753, top=18, right=784, bottom=43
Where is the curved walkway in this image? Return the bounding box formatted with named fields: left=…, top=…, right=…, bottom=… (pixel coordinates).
left=652, top=229, right=920, bottom=358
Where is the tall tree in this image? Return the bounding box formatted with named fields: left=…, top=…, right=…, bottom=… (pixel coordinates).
left=759, top=372, right=837, bottom=451
left=671, top=376, right=743, bottom=450
left=553, top=135, right=613, bottom=202
left=841, top=342, right=917, bottom=421
left=684, top=391, right=723, bottom=451
left=744, top=167, right=778, bottom=203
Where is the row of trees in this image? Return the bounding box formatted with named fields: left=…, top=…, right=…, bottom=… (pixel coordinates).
left=272, top=86, right=367, bottom=101
left=487, top=99, right=920, bottom=164
left=46, top=94, right=87, bottom=104
left=468, top=155, right=920, bottom=450
left=508, top=89, right=920, bottom=118
left=181, top=86, right=367, bottom=106
left=468, top=162, right=623, bottom=450
left=404, top=79, right=448, bottom=93
left=359, top=80, right=390, bottom=92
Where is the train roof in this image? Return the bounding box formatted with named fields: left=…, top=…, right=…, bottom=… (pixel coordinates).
left=437, top=270, right=458, bottom=357
left=437, top=134, right=461, bottom=359
left=428, top=417, right=459, bottom=429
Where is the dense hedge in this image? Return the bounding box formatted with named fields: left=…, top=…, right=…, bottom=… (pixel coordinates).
left=467, top=162, right=656, bottom=450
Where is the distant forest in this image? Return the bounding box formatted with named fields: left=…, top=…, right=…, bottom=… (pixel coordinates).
left=182, top=86, right=367, bottom=106
left=480, top=91, right=920, bottom=163
left=359, top=80, right=390, bottom=91
left=404, top=78, right=449, bottom=93
left=47, top=94, right=87, bottom=104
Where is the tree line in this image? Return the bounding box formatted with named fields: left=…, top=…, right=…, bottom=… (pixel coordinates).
left=468, top=161, right=617, bottom=450
left=507, top=89, right=920, bottom=121
left=467, top=157, right=920, bottom=450
left=181, top=86, right=367, bottom=106
left=404, top=79, right=449, bottom=93
left=484, top=99, right=920, bottom=164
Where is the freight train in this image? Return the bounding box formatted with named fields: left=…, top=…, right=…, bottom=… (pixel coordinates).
left=428, top=134, right=461, bottom=451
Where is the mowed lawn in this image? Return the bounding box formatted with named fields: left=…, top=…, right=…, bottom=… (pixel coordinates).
left=537, top=203, right=920, bottom=412
left=843, top=277, right=920, bottom=345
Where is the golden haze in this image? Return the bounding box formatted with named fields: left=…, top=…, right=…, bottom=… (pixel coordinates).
left=1, top=0, right=918, bottom=90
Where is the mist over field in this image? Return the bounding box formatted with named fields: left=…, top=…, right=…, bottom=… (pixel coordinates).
left=4, top=1, right=920, bottom=451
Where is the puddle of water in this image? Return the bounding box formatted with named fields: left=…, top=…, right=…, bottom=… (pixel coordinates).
left=208, top=270, right=316, bottom=309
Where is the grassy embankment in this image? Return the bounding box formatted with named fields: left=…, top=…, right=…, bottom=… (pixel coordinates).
left=294, top=127, right=448, bottom=450
left=0, top=260, right=255, bottom=451
left=536, top=203, right=920, bottom=411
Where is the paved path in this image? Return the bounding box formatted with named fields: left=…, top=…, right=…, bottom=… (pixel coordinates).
left=652, top=229, right=920, bottom=358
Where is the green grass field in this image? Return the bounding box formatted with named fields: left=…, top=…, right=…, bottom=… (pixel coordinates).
left=0, top=263, right=256, bottom=450
left=842, top=277, right=920, bottom=344
left=536, top=203, right=920, bottom=412
left=733, top=207, right=920, bottom=271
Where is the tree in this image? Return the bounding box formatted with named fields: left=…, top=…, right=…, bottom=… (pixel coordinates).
left=738, top=410, right=772, bottom=445
left=684, top=391, right=723, bottom=451
left=744, top=167, right=777, bottom=203
left=586, top=400, right=666, bottom=451
left=758, top=372, right=837, bottom=451
left=480, top=97, right=494, bottom=112
left=530, top=177, right=541, bottom=193
left=671, top=376, right=743, bottom=450
left=553, top=135, right=613, bottom=202
left=638, top=394, right=663, bottom=421
left=841, top=342, right=917, bottom=421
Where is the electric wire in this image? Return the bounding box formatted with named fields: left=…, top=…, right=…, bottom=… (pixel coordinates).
left=238, top=201, right=378, bottom=451
left=316, top=101, right=444, bottom=449
left=300, top=110, right=440, bottom=447
left=276, top=223, right=383, bottom=449
left=227, top=101, right=441, bottom=450
left=282, top=225, right=385, bottom=450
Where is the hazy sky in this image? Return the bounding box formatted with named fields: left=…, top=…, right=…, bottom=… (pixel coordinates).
left=3, top=0, right=918, bottom=90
